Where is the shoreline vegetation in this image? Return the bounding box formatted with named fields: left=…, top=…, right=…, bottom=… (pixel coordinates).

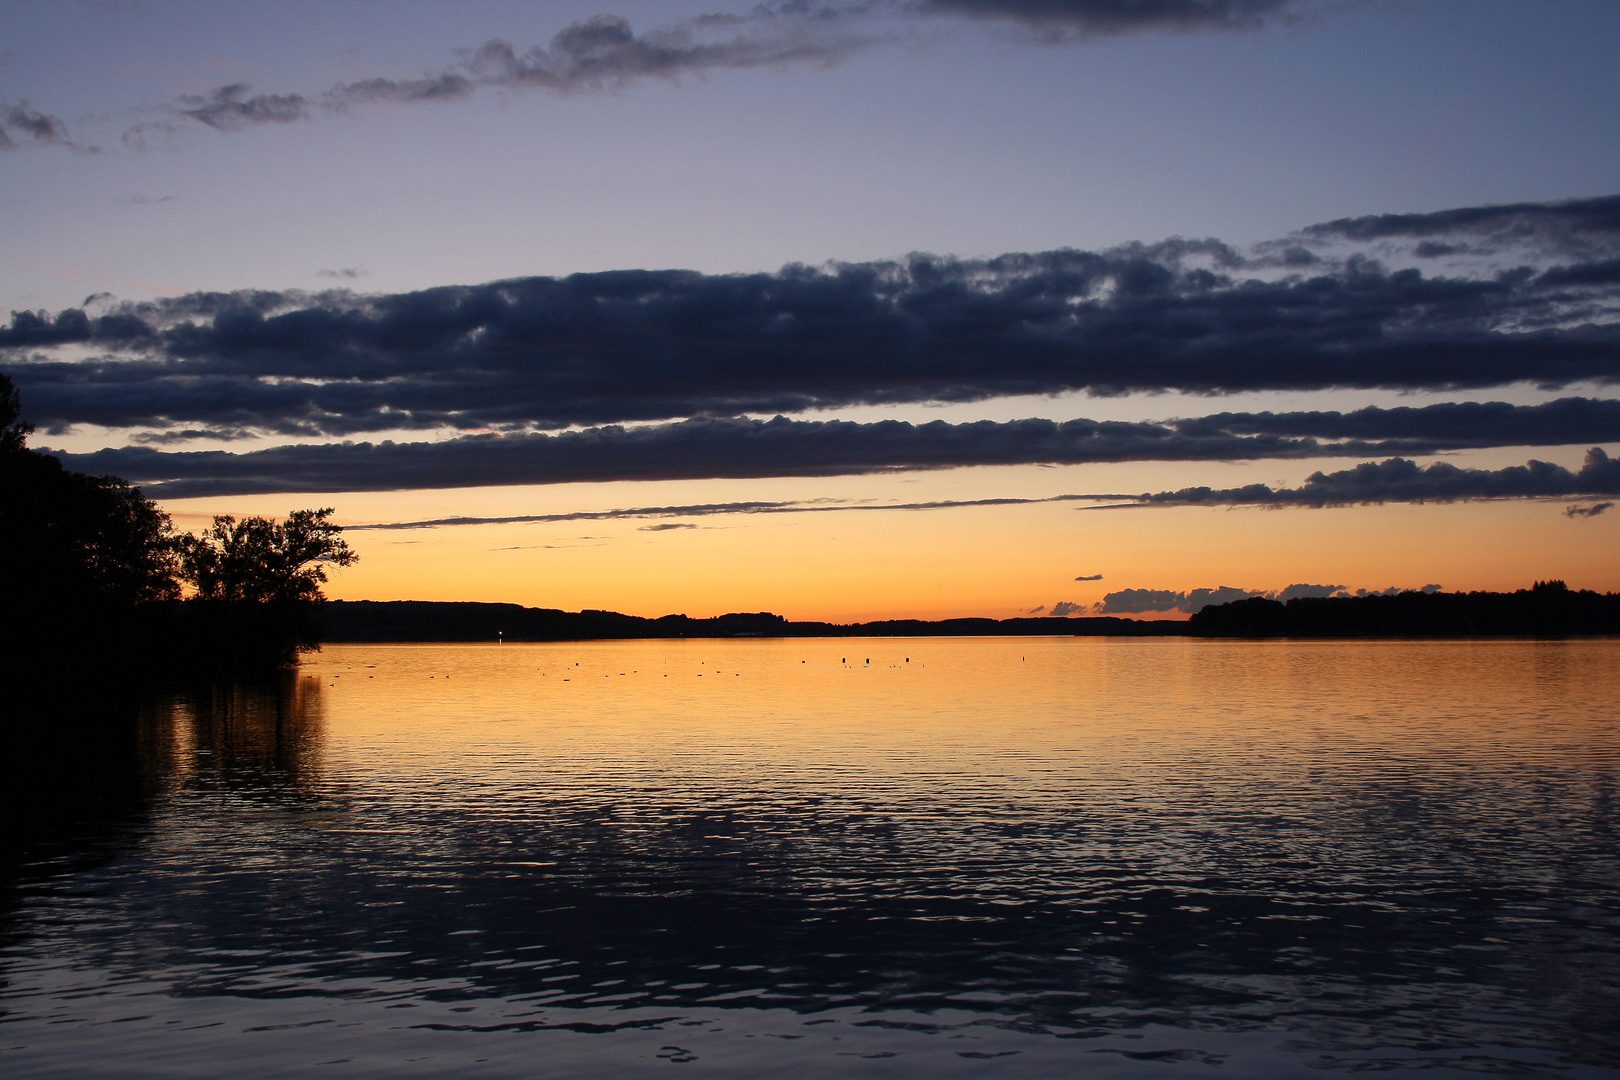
left=3, top=372, right=355, bottom=689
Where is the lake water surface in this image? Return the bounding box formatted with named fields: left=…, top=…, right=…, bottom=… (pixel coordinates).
left=3, top=637, right=1618, bottom=1077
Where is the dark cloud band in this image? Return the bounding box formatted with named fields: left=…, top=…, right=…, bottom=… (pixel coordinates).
left=7, top=195, right=1620, bottom=436
left=41, top=399, right=1620, bottom=498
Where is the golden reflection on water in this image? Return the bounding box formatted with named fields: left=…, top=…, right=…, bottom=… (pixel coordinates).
left=291, top=636, right=1618, bottom=778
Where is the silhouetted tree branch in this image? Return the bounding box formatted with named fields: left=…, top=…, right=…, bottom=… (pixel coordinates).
left=176, top=509, right=356, bottom=604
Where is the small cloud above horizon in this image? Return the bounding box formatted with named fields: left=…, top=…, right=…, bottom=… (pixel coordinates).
left=1094, top=582, right=1442, bottom=615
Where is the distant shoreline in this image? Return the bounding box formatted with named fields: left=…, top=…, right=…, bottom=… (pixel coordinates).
left=321, top=584, right=1620, bottom=642
left=320, top=600, right=1186, bottom=643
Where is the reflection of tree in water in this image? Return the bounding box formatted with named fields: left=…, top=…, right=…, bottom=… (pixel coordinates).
left=166, top=674, right=327, bottom=802
left=0, top=686, right=174, bottom=959
left=0, top=676, right=326, bottom=946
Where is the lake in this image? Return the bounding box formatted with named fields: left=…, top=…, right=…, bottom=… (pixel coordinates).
left=3, top=637, right=1618, bottom=1077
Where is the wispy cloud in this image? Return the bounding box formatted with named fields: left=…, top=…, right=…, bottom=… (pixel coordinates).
left=1566, top=501, right=1613, bottom=519
left=275, top=443, right=1620, bottom=534
left=0, top=100, right=92, bottom=152
left=117, top=8, right=876, bottom=147
left=12, top=2, right=1322, bottom=152
left=911, top=0, right=1303, bottom=39
left=342, top=493, right=1118, bottom=532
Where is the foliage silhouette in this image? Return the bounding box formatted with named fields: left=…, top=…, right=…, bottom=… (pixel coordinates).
left=2, top=371, right=357, bottom=681
left=177, top=509, right=355, bottom=604
left=2, top=373, right=178, bottom=610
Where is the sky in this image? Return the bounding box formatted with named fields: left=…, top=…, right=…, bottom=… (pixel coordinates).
left=2, top=0, right=1618, bottom=621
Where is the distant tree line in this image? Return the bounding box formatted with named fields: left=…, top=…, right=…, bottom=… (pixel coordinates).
left=2, top=372, right=354, bottom=681
left=1189, top=580, right=1620, bottom=637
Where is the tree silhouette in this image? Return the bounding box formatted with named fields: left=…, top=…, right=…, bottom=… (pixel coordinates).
left=176, top=509, right=356, bottom=604
left=4, top=371, right=361, bottom=677
left=2, top=372, right=178, bottom=609
left=2, top=371, right=31, bottom=452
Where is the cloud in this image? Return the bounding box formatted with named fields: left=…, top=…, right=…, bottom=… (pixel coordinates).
left=173, top=83, right=314, bottom=132
left=115, top=9, right=872, bottom=144
left=1096, top=585, right=1261, bottom=614
left=1300, top=194, right=1620, bottom=262
left=1049, top=600, right=1085, bottom=616
left=912, top=0, right=1301, bottom=39
left=1097, top=581, right=1439, bottom=614
left=1566, top=501, right=1613, bottom=519
left=7, top=194, right=1620, bottom=435
left=0, top=100, right=89, bottom=152
left=316, top=268, right=366, bottom=280
left=341, top=494, right=1123, bottom=533
left=638, top=522, right=698, bottom=531
left=39, top=403, right=1620, bottom=498
left=1115, top=447, right=1620, bottom=509
left=1074, top=573, right=1103, bottom=581
left=240, top=444, right=1612, bottom=532
left=1275, top=582, right=1344, bottom=601
left=0, top=3, right=1317, bottom=150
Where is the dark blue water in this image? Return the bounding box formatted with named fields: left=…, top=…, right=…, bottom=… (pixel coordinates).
left=3, top=638, right=1618, bottom=1077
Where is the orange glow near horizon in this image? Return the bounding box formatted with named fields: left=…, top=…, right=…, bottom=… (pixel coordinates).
left=154, top=454, right=1620, bottom=624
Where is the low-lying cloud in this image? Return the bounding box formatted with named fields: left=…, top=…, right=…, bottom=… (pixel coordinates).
left=40, top=402, right=1620, bottom=498
left=1113, top=447, right=1620, bottom=509
left=1094, top=581, right=1438, bottom=615
left=343, top=494, right=1121, bottom=532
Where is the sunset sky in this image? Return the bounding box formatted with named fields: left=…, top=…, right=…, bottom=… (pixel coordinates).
left=3, top=0, right=1618, bottom=622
